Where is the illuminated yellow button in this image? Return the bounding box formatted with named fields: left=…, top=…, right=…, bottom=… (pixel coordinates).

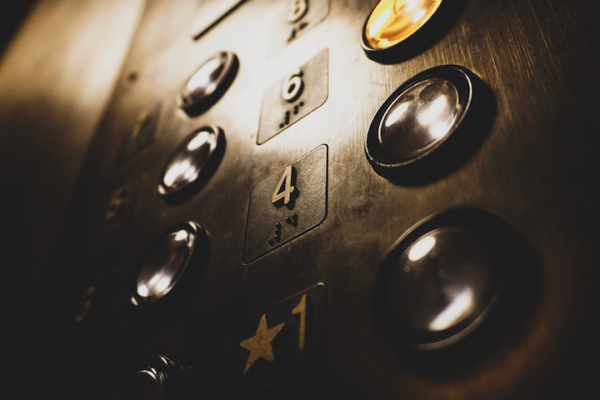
left=365, top=0, right=443, bottom=50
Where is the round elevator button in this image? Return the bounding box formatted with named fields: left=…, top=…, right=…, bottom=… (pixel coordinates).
left=365, top=65, right=482, bottom=174
left=131, top=222, right=207, bottom=307
left=390, top=227, right=495, bottom=338
left=363, top=0, right=444, bottom=51
left=372, top=209, right=520, bottom=351
left=110, top=355, right=182, bottom=400
left=158, top=126, right=223, bottom=199
left=179, top=51, right=238, bottom=116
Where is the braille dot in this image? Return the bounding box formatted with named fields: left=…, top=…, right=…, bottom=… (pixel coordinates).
left=279, top=123, right=284, bottom=128
left=269, top=239, right=275, bottom=246
left=276, top=223, right=282, bottom=229
left=299, top=102, right=304, bottom=107
left=286, top=217, right=293, bottom=224
left=292, top=214, right=298, bottom=220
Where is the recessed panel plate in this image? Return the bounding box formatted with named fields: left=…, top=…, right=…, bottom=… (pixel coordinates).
left=257, top=49, right=328, bottom=145
left=228, top=283, right=327, bottom=399
left=243, top=145, right=327, bottom=263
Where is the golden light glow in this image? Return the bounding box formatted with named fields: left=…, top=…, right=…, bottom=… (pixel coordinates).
left=365, top=0, right=443, bottom=50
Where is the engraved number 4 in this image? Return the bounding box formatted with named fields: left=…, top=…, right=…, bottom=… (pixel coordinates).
left=272, top=165, right=295, bottom=205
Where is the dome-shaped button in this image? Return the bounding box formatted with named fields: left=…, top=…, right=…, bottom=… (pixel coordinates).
left=365, top=65, right=489, bottom=177
left=390, top=227, right=495, bottom=336
left=131, top=222, right=208, bottom=308
left=179, top=51, right=238, bottom=116
left=158, top=126, right=224, bottom=200
left=372, top=209, right=523, bottom=351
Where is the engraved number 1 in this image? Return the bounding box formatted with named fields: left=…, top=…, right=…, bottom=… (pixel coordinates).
left=272, top=165, right=295, bottom=205
left=292, top=294, right=307, bottom=350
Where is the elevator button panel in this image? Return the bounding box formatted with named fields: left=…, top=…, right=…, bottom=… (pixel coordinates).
left=257, top=49, right=328, bottom=145
left=243, top=145, right=327, bottom=263
left=228, top=283, right=327, bottom=399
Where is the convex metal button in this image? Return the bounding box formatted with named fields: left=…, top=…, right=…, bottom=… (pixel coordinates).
left=179, top=51, right=238, bottom=116
left=131, top=222, right=208, bottom=308
left=365, top=65, right=486, bottom=175
left=372, top=209, right=523, bottom=351
left=158, top=126, right=224, bottom=200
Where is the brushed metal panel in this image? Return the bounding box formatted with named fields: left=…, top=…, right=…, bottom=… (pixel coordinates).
left=1, top=0, right=597, bottom=398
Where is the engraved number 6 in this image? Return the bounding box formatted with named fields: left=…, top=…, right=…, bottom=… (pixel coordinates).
left=281, top=68, right=304, bottom=102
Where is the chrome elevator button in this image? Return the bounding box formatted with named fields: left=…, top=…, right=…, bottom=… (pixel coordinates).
left=158, top=126, right=223, bottom=199
left=389, top=227, right=495, bottom=340
left=110, top=355, right=182, bottom=400
left=378, top=77, right=460, bottom=162
left=365, top=65, right=485, bottom=175
left=131, top=222, right=207, bottom=308
left=179, top=51, right=238, bottom=116
left=372, top=209, right=522, bottom=351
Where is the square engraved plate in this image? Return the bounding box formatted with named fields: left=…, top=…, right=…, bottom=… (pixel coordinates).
left=228, top=284, right=327, bottom=399
left=257, top=49, right=328, bottom=145
left=268, top=0, right=330, bottom=57
left=243, top=145, right=327, bottom=263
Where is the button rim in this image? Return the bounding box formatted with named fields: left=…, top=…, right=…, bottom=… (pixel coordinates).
left=365, top=64, right=475, bottom=171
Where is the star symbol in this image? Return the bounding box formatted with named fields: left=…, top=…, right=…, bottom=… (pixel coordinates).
left=240, top=314, right=285, bottom=373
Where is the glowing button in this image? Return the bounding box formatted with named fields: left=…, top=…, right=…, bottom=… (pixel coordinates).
left=364, top=0, right=443, bottom=50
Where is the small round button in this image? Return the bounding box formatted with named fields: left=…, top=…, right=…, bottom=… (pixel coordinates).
left=158, top=126, right=223, bottom=199
left=365, top=65, right=483, bottom=174
left=131, top=222, right=207, bottom=307
left=373, top=209, right=518, bottom=351
left=179, top=51, right=238, bottom=116
left=110, top=355, right=182, bottom=400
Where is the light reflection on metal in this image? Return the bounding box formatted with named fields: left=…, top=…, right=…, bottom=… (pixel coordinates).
left=407, top=235, right=435, bottom=261
left=132, top=223, right=200, bottom=307
left=179, top=51, right=238, bottom=116
left=365, top=65, right=479, bottom=173
left=429, top=288, right=474, bottom=331
left=378, top=78, right=460, bottom=161
left=158, top=126, right=222, bottom=199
